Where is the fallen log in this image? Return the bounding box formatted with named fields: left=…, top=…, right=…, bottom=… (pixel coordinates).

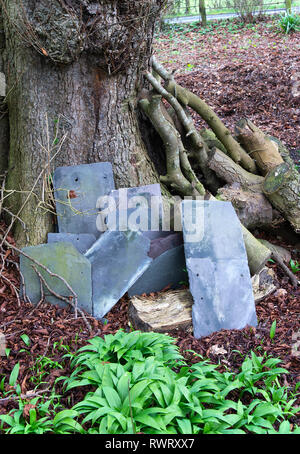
left=208, top=147, right=264, bottom=191
left=263, top=162, right=300, bottom=233
left=217, top=184, right=274, bottom=229
left=235, top=119, right=284, bottom=175
left=128, top=268, right=277, bottom=333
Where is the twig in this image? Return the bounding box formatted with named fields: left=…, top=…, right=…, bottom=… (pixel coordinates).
left=31, top=265, right=91, bottom=333
left=0, top=388, right=50, bottom=404
left=272, top=252, right=298, bottom=288
left=0, top=274, right=21, bottom=306
left=0, top=238, right=92, bottom=332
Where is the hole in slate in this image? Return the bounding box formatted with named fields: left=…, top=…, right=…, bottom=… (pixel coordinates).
left=196, top=273, right=199, bottom=277
left=241, top=274, right=244, bottom=277
left=77, top=238, right=80, bottom=241
left=75, top=177, right=78, bottom=182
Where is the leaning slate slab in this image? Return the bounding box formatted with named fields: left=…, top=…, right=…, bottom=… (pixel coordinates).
left=84, top=230, right=152, bottom=319
left=109, top=184, right=162, bottom=211
left=48, top=233, right=96, bottom=254
left=53, top=162, right=115, bottom=237
left=20, top=242, right=92, bottom=314
left=182, top=199, right=257, bottom=338
left=104, top=207, right=162, bottom=234
left=127, top=245, right=186, bottom=297
left=148, top=232, right=183, bottom=259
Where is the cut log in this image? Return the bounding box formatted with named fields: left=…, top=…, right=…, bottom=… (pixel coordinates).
left=128, top=268, right=277, bottom=333
left=208, top=148, right=263, bottom=191
left=240, top=225, right=272, bottom=275
left=235, top=119, right=284, bottom=175
left=217, top=183, right=274, bottom=229
left=164, top=80, right=257, bottom=174
left=263, top=162, right=300, bottom=233
left=128, top=289, right=193, bottom=333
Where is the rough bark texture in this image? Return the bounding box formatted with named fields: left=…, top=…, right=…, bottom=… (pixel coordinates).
left=164, top=79, right=257, bottom=174
left=217, top=183, right=274, bottom=229
left=0, top=14, right=8, bottom=176
left=263, top=162, right=300, bottom=233
left=199, top=0, right=207, bottom=27
left=208, top=147, right=263, bottom=191
left=1, top=0, right=166, bottom=246
left=235, top=119, right=284, bottom=176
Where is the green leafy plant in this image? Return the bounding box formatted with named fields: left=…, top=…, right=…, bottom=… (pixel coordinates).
left=290, top=259, right=300, bottom=274
left=29, top=355, right=64, bottom=387
left=56, top=331, right=299, bottom=434
left=278, top=12, right=300, bottom=34
left=1, top=331, right=299, bottom=434
left=269, top=320, right=277, bottom=340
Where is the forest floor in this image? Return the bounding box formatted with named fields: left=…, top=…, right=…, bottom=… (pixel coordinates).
left=0, top=17, right=299, bottom=427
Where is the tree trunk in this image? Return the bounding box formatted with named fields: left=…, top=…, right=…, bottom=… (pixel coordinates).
left=199, top=0, right=207, bottom=27
left=285, top=0, right=292, bottom=13
left=185, top=0, right=191, bottom=15
left=0, top=14, right=8, bottom=177
left=1, top=0, right=165, bottom=246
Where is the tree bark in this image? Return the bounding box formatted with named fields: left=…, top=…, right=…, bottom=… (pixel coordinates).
left=263, top=162, right=300, bottom=233
left=217, top=184, right=274, bottom=229
left=0, top=13, right=8, bottom=177
left=235, top=119, right=284, bottom=176
left=1, top=0, right=165, bottom=246
left=199, top=0, right=207, bottom=27
left=285, top=0, right=292, bottom=13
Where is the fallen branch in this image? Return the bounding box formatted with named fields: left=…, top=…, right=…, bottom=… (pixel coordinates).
left=151, top=56, right=257, bottom=174
left=271, top=252, right=298, bottom=288
left=139, top=94, right=204, bottom=196
left=1, top=238, right=92, bottom=333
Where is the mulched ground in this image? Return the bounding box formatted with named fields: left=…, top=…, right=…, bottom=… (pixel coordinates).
left=154, top=17, right=300, bottom=161
left=0, top=17, right=299, bottom=427
left=0, top=222, right=299, bottom=422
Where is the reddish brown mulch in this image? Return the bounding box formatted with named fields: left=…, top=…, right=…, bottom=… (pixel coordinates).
left=0, top=224, right=299, bottom=421
left=154, top=19, right=300, bottom=160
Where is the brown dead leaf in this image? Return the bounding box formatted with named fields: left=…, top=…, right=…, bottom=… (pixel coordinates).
left=23, top=403, right=36, bottom=419
left=68, top=190, right=77, bottom=199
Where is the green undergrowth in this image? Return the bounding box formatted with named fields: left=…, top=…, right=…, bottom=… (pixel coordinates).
left=0, top=330, right=299, bottom=434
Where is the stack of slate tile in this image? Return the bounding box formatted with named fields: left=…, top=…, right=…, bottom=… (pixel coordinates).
left=20, top=163, right=186, bottom=321
left=20, top=162, right=257, bottom=338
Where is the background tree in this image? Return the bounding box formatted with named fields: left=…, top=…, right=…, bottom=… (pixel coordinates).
left=199, top=0, right=207, bottom=26
left=285, top=0, right=292, bottom=13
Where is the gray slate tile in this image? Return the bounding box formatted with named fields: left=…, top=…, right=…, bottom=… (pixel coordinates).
left=182, top=199, right=246, bottom=260
left=53, top=162, right=115, bottom=236
left=182, top=199, right=257, bottom=338
left=48, top=233, right=96, bottom=254
left=84, top=230, right=152, bottom=319
left=128, top=245, right=187, bottom=297
left=20, top=243, right=92, bottom=314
